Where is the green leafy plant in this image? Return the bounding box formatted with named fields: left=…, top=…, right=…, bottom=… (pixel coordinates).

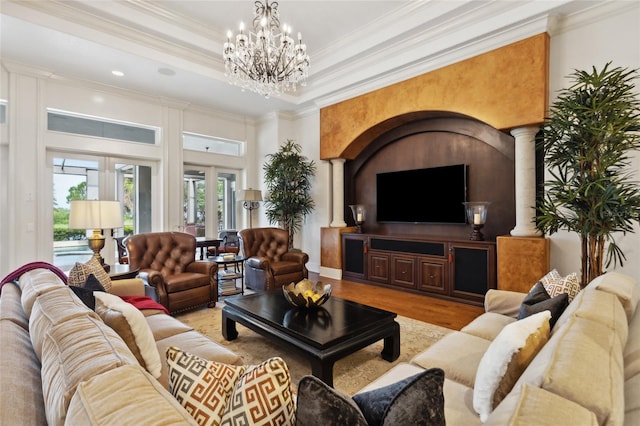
left=263, top=139, right=316, bottom=248
left=537, top=62, right=640, bottom=286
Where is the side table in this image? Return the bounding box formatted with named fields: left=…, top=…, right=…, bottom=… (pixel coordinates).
left=212, top=255, right=245, bottom=297
left=108, top=264, right=140, bottom=280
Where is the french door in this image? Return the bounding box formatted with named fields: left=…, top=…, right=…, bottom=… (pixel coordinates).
left=183, top=165, right=239, bottom=239
left=51, top=152, right=156, bottom=270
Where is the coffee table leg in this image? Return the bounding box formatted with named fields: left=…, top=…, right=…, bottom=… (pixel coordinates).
left=381, top=321, right=400, bottom=362
left=222, top=310, right=238, bottom=341
left=310, top=359, right=334, bottom=388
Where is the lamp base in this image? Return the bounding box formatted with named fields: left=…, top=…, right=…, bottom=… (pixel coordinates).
left=355, top=223, right=364, bottom=233
left=87, top=231, right=109, bottom=272
left=469, top=224, right=485, bottom=241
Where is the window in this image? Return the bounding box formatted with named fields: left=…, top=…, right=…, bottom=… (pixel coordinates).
left=183, top=132, right=243, bottom=156
left=47, top=110, right=157, bottom=144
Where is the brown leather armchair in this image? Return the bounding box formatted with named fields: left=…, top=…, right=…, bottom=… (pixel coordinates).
left=125, top=232, right=218, bottom=314
left=239, top=227, right=309, bottom=291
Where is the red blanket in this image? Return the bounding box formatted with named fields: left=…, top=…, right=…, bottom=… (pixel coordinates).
left=121, top=295, right=169, bottom=315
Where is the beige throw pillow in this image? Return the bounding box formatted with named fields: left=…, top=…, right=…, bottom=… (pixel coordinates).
left=94, top=292, right=161, bottom=378
left=473, top=310, right=551, bottom=422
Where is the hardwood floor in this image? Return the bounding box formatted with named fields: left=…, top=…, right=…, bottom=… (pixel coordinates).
left=310, top=272, right=485, bottom=330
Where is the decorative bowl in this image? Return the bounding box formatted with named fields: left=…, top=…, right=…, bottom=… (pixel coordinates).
left=283, top=279, right=332, bottom=309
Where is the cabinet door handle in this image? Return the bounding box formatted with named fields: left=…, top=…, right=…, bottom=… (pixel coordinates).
left=448, top=247, right=454, bottom=263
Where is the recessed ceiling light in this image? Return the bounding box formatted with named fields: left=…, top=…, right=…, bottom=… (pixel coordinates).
left=111, top=70, right=124, bottom=77
left=158, top=67, right=176, bottom=76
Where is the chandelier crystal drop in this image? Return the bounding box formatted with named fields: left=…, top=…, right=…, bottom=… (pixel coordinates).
left=223, top=1, right=310, bottom=98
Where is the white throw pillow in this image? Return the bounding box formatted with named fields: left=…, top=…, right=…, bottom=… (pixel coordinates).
left=473, top=310, right=551, bottom=422
left=94, top=292, right=162, bottom=378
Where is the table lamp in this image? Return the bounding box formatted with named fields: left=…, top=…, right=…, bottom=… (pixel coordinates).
left=69, top=200, right=123, bottom=272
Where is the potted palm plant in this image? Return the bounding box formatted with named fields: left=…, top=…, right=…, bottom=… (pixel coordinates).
left=263, top=139, right=316, bottom=248
left=537, top=62, right=640, bottom=286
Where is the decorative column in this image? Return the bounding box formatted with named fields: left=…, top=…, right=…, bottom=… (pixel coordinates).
left=510, top=126, right=541, bottom=237
left=330, top=158, right=347, bottom=227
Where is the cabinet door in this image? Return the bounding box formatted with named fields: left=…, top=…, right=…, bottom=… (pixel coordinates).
left=417, top=257, right=448, bottom=294
left=450, top=243, right=496, bottom=303
left=391, top=255, right=416, bottom=289
left=368, top=253, right=390, bottom=284
left=342, top=235, right=367, bottom=280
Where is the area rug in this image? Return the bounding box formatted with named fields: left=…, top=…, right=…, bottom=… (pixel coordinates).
left=175, top=303, right=452, bottom=395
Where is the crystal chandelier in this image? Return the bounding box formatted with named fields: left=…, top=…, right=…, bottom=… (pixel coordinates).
left=223, top=1, right=310, bottom=98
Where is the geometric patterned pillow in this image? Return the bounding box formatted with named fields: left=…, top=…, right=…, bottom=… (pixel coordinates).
left=166, top=348, right=295, bottom=426
left=539, top=269, right=580, bottom=302
left=67, top=257, right=112, bottom=292
left=221, top=357, right=295, bottom=426
left=166, top=346, right=247, bottom=426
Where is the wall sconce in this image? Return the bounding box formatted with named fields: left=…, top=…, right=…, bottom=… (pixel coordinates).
left=463, top=201, right=491, bottom=241
left=349, top=204, right=366, bottom=233
left=239, top=188, right=262, bottom=228
left=69, top=200, right=123, bottom=272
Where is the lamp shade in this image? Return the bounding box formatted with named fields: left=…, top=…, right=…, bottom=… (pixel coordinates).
left=69, top=200, right=123, bottom=230
left=239, top=189, right=263, bottom=202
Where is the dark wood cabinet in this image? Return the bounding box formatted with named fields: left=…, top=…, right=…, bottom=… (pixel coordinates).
left=342, top=233, right=496, bottom=306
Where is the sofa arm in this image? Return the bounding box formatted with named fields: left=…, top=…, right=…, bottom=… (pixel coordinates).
left=282, top=251, right=309, bottom=265
left=484, top=289, right=527, bottom=317
left=109, top=278, right=146, bottom=297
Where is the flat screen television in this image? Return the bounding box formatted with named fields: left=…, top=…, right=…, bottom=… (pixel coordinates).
left=376, top=164, right=468, bottom=224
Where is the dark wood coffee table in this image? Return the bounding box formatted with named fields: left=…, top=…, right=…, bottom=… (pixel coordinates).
left=222, top=291, right=400, bottom=386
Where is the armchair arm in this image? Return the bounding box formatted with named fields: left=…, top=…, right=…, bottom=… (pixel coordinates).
left=282, top=251, right=309, bottom=265
left=484, top=289, right=528, bottom=317
left=246, top=256, right=271, bottom=270
left=186, top=261, right=217, bottom=278
left=109, top=278, right=146, bottom=297
left=138, top=270, right=168, bottom=309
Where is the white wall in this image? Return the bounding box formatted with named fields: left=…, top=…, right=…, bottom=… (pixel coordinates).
left=547, top=2, right=640, bottom=282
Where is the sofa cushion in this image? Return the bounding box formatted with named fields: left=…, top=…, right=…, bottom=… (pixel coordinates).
left=625, top=374, right=640, bottom=426
left=155, top=330, right=242, bottom=389
left=625, top=306, right=640, bottom=380
left=517, top=281, right=568, bottom=328
left=588, top=271, right=639, bottom=320
left=19, top=269, right=66, bottom=317
left=0, top=320, right=47, bottom=425
left=515, top=315, right=624, bottom=426
left=67, top=257, right=113, bottom=292
left=40, top=314, right=139, bottom=426
left=67, top=364, right=198, bottom=425
left=0, top=281, right=29, bottom=330
left=352, top=368, right=445, bottom=426
left=555, top=288, right=629, bottom=349
left=145, top=311, right=194, bottom=341
left=461, top=312, right=516, bottom=341
left=94, top=291, right=162, bottom=378
left=29, top=285, right=100, bottom=360
left=473, top=311, right=550, bottom=422
left=538, top=269, right=581, bottom=302
left=484, top=383, right=598, bottom=426
left=166, top=347, right=295, bottom=426
left=296, top=375, right=368, bottom=426
left=411, top=331, right=491, bottom=388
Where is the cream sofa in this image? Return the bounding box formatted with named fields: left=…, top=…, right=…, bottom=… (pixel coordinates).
left=358, top=271, right=640, bottom=425
left=0, top=268, right=242, bottom=425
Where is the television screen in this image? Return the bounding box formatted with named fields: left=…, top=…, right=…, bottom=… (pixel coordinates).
left=376, top=164, right=467, bottom=224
